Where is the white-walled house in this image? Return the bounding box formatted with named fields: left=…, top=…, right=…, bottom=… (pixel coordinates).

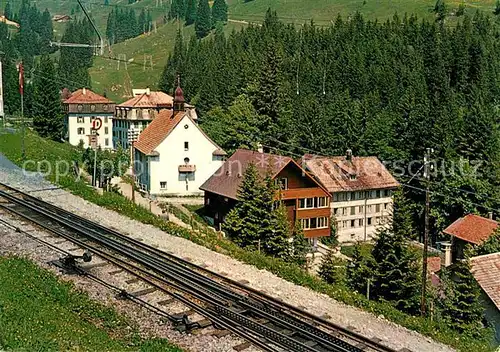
left=63, top=88, right=115, bottom=149
left=133, top=86, right=225, bottom=196
left=304, top=151, right=400, bottom=243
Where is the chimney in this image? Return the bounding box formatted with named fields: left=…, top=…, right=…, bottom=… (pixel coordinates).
left=146, top=87, right=150, bottom=96
left=488, top=211, right=493, bottom=220
left=440, top=241, right=452, bottom=267
left=83, top=87, right=87, bottom=95
left=346, top=149, right=352, bottom=161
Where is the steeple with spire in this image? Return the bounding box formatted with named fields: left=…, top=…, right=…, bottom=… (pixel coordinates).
left=173, top=75, right=185, bottom=112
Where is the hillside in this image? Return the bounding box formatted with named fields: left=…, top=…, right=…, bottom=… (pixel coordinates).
left=90, top=20, right=247, bottom=102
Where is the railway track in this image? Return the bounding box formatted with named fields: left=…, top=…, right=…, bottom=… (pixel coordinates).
left=0, top=182, right=401, bottom=352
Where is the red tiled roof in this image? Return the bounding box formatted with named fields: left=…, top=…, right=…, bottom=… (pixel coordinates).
left=117, top=91, right=173, bottom=108
left=427, top=257, right=441, bottom=274
left=200, top=149, right=329, bottom=200
left=471, top=252, right=500, bottom=310
left=63, top=88, right=111, bottom=104
left=134, top=109, right=224, bottom=156
left=134, top=110, right=184, bottom=155
left=303, top=155, right=399, bottom=193
left=443, top=214, right=498, bottom=245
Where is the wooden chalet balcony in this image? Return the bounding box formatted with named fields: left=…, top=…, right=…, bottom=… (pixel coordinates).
left=278, top=188, right=329, bottom=200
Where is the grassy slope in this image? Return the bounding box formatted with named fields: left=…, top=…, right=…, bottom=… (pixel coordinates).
left=227, top=0, right=497, bottom=24
left=0, top=256, right=181, bottom=351
left=90, top=20, right=247, bottom=102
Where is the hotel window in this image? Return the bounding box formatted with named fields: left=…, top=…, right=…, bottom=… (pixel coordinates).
left=343, top=207, right=348, bottom=216
left=275, top=177, right=288, bottom=190
left=376, top=204, right=380, bottom=213
left=316, top=196, right=328, bottom=208
left=317, top=217, right=328, bottom=229
left=77, top=127, right=85, bottom=135
left=350, top=192, right=355, bottom=200
left=343, top=220, right=349, bottom=228
left=367, top=217, right=372, bottom=226
left=304, top=198, right=313, bottom=208
left=359, top=219, right=364, bottom=226
left=90, top=104, right=96, bottom=112
left=104, top=127, right=109, bottom=134
left=350, top=206, right=356, bottom=215
left=310, top=218, right=317, bottom=229
left=384, top=203, right=389, bottom=210
left=160, top=182, right=167, bottom=189
left=301, top=218, right=310, bottom=230
left=350, top=220, right=355, bottom=228
left=366, top=205, right=372, bottom=213
left=299, top=199, right=306, bottom=209
left=104, top=116, right=108, bottom=123
left=105, top=138, right=109, bottom=146
left=359, top=206, right=363, bottom=214
left=333, top=193, right=338, bottom=202
left=77, top=116, right=84, bottom=123
left=184, top=141, right=189, bottom=151
left=376, top=190, right=381, bottom=198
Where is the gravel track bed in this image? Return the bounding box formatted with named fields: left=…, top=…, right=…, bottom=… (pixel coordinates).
left=0, top=158, right=455, bottom=352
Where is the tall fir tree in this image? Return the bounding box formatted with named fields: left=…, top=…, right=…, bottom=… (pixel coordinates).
left=32, top=55, right=63, bottom=140
left=346, top=243, right=374, bottom=296
left=195, top=0, right=211, bottom=39
left=289, top=221, right=310, bottom=266
left=319, top=249, right=346, bottom=284
left=264, top=202, right=292, bottom=259
left=185, top=0, right=197, bottom=26
left=211, top=0, right=228, bottom=25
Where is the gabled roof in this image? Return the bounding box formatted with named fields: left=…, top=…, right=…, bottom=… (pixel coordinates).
left=303, top=154, right=399, bottom=193
left=117, top=91, right=174, bottom=109
left=134, top=109, right=224, bottom=156
left=200, top=149, right=330, bottom=200
left=471, top=252, right=500, bottom=311
left=443, top=214, right=498, bottom=245
left=63, top=88, right=112, bottom=104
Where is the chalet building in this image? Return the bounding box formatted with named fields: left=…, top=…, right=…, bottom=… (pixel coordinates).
left=63, top=88, right=115, bottom=149
left=113, top=88, right=197, bottom=149
left=133, top=85, right=225, bottom=196
left=303, top=151, right=399, bottom=243
left=200, top=149, right=332, bottom=241
left=470, top=253, right=500, bottom=344
left=443, top=213, right=498, bottom=262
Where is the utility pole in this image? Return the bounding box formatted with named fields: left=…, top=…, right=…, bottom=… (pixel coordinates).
left=0, top=58, right=4, bottom=128
left=18, top=62, right=25, bottom=160
left=420, top=147, right=433, bottom=316
left=128, top=128, right=139, bottom=203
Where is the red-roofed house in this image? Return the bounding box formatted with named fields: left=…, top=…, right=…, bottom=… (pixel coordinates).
left=470, top=253, right=500, bottom=343
left=133, top=85, right=225, bottom=196
left=303, top=150, right=400, bottom=242
left=200, top=149, right=332, bottom=240
left=443, top=214, right=498, bottom=261
left=63, top=88, right=115, bottom=149
left=113, top=88, right=196, bottom=149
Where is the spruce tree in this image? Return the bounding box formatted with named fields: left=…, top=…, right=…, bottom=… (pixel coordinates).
left=32, top=55, right=63, bottom=140
left=264, top=202, right=292, bottom=259
left=440, top=256, right=484, bottom=333
left=392, top=188, right=416, bottom=240
left=185, top=0, right=197, bottom=26
left=371, top=225, right=421, bottom=313
left=346, top=243, right=374, bottom=296
left=195, top=0, right=211, bottom=39
left=494, top=0, right=500, bottom=15
left=222, top=163, right=264, bottom=248
left=434, top=0, right=447, bottom=21
left=211, top=0, right=228, bottom=25
left=289, top=221, right=310, bottom=266
left=319, top=249, right=345, bottom=284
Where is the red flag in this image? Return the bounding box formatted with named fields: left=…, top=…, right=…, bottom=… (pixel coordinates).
left=18, top=62, right=24, bottom=96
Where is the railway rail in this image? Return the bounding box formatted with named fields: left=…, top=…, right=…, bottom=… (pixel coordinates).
left=0, top=182, right=401, bottom=352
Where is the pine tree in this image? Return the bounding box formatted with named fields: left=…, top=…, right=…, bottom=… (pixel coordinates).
left=159, top=29, right=185, bottom=94
left=440, top=256, right=484, bottom=333
left=371, top=225, right=421, bottom=313
left=195, top=0, right=211, bottom=39
left=32, top=55, right=63, bottom=140
left=319, top=249, right=345, bottom=284
left=40, top=9, right=54, bottom=54
left=211, top=0, right=227, bottom=25
left=434, top=0, right=447, bottom=21
left=4, top=1, right=12, bottom=20
left=494, top=0, right=500, bottom=15
left=138, top=9, right=147, bottom=34
left=169, top=0, right=186, bottom=21
left=185, top=0, right=197, bottom=26
left=346, top=243, right=374, bottom=296
left=222, top=163, right=265, bottom=248
left=392, top=188, right=417, bottom=240
left=264, top=202, right=292, bottom=259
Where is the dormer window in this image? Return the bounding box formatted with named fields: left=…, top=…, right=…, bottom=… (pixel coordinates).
left=349, top=174, right=357, bottom=180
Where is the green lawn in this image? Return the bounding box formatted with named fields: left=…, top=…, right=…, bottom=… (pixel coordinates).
left=0, top=256, right=181, bottom=351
